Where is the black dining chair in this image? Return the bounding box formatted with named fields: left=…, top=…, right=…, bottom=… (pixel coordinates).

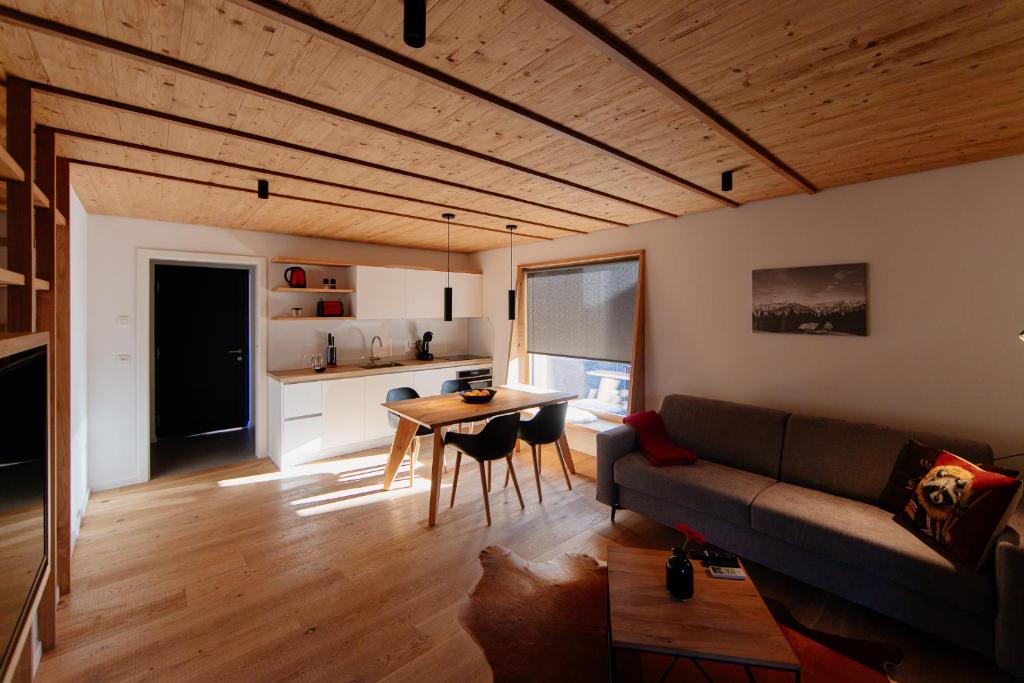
left=440, top=378, right=472, bottom=395
left=386, top=386, right=435, bottom=484
left=507, top=402, right=571, bottom=502
left=446, top=413, right=524, bottom=526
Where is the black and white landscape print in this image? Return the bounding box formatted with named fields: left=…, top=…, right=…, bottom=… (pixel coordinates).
left=752, top=263, right=867, bottom=336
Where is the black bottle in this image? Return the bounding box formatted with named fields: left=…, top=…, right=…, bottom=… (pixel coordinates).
left=666, top=546, right=694, bottom=600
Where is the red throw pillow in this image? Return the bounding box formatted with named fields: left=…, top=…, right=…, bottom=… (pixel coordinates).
left=899, top=450, right=1023, bottom=571
left=623, top=411, right=698, bottom=467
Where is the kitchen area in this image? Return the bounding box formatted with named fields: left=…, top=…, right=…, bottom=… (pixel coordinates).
left=265, top=257, right=494, bottom=469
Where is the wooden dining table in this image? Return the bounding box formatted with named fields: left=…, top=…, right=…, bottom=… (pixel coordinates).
left=381, top=387, right=577, bottom=526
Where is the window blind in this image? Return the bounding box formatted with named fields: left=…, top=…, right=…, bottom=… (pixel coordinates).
left=526, top=258, right=638, bottom=363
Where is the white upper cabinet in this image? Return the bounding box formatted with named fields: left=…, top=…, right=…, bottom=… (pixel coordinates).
left=452, top=272, right=483, bottom=318
left=404, top=269, right=447, bottom=320
left=322, top=376, right=366, bottom=449
left=352, top=265, right=480, bottom=320
left=354, top=266, right=406, bottom=320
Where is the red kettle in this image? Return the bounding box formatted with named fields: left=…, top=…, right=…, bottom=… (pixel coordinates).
left=284, top=266, right=307, bottom=288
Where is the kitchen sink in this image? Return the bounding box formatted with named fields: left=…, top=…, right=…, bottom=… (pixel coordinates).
left=360, top=361, right=404, bottom=369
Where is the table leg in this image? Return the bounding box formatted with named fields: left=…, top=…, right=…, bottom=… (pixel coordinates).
left=428, top=429, right=445, bottom=526
left=556, top=432, right=576, bottom=475
left=383, top=418, right=418, bottom=490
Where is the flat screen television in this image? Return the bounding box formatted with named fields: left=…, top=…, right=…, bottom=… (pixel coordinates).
left=0, top=342, right=48, bottom=672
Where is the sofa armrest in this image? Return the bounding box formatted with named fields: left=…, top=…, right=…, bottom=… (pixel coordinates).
left=595, top=424, right=636, bottom=506
left=995, top=506, right=1024, bottom=677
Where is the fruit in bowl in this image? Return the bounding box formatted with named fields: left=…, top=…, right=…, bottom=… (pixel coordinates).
left=460, top=388, right=497, bottom=403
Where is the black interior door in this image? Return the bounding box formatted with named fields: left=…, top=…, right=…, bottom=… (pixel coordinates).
left=155, top=264, right=250, bottom=438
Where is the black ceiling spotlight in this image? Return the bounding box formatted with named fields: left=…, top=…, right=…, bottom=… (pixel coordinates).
left=721, top=170, right=733, bottom=193
left=443, top=213, right=455, bottom=322
left=257, top=179, right=269, bottom=199
left=404, top=0, right=427, bottom=48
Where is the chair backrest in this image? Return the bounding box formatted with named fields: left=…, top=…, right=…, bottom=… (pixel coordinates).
left=472, top=413, right=521, bottom=459
left=386, top=386, right=419, bottom=429
left=521, top=402, right=568, bottom=445
left=441, top=379, right=472, bottom=394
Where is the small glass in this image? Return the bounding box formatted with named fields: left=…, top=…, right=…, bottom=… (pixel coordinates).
left=311, top=354, right=325, bottom=373
left=290, top=307, right=303, bottom=318
left=329, top=278, right=337, bottom=289
left=322, top=278, right=330, bottom=288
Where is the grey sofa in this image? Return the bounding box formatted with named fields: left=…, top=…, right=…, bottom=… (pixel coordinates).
left=597, top=394, right=1024, bottom=676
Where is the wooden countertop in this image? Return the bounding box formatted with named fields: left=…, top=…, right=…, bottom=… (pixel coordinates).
left=268, top=356, right=493, bottom=384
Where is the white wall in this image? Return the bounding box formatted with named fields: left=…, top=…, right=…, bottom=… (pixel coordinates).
left=475, top=155, right=1024, bottom=457
left=86, top=215, right=483, bottom=490
left=69, top=189, right=90, bottom=546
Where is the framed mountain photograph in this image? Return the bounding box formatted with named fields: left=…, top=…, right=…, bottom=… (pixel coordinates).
left=752, top=263, right=867, bottom=336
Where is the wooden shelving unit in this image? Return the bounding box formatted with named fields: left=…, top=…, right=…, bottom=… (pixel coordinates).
left=33, top=278, right=50, bottom=291
left=271, top=315, right=355, bottom=321
left=32, top=182, right=49, bottom=208
left=0, top=267, right=26, bottom=286
left=271, top=286, right=355, bottom=294
left=271, top=255, right=482, bottom=275
left=0, top=144, right=25, bottom=181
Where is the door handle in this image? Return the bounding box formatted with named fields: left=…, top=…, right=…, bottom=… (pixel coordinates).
left=227, top=349, right=243, bottom=355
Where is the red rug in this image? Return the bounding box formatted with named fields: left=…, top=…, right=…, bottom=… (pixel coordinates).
left=458, top=546, right=901, bottom=683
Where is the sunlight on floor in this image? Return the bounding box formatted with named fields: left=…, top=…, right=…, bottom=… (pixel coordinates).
left=215, top=448, right=435, bottom=517
left=216, top=451, right=394, bottom=488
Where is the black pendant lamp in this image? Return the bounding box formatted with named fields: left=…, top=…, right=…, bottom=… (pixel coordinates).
left=404, top=0, right=427, bottom=48
left=443, top=213, right=455, bottom=321
left=257, top=179, right=269, bottom=199
left=507, top=224, right=517, bottom=321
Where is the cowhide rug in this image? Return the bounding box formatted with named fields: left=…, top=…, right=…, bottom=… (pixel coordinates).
left=458, top=546, right=901, bottom=683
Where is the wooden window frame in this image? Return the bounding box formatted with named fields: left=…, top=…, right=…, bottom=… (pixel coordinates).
left=507, top=250, right=645, bottom=416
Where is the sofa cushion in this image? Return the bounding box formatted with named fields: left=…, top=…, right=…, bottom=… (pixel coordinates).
left=614, top=453, right=776, bottom=527
left=623, top=410, right=697, bottom=466
left=751, top=482, right=995, bottom=617
left=657, top=394, right=789, bottom=478
left=780, top=414, right=994, bottom=504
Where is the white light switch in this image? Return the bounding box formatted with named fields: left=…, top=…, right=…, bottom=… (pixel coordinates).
left=115, top=354, right=131, bottom=367
left=117, top=315, right=131, bottom=327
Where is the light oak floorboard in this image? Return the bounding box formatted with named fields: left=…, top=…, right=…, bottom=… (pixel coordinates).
left=39, top=447, right=1009, bottom=682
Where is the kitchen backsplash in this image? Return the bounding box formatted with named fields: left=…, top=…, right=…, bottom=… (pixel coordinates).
left=268, top=317, right=493, bottom=371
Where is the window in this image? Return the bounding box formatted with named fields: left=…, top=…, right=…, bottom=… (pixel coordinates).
left=523, top=257, right=640, bottom=417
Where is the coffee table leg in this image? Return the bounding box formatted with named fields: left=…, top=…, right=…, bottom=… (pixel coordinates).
left=743, top=664, right=757, bottom=682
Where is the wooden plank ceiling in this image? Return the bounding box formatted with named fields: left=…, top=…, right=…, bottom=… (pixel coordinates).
left=0, top=0, right=1022, bottom=252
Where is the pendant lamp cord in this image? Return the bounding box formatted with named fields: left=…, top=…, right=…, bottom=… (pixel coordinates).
left=447, top=217, right=451, bottom=287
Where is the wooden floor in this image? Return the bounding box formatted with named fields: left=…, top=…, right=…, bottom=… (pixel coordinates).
left=39, top=445, right=1009, bottom=682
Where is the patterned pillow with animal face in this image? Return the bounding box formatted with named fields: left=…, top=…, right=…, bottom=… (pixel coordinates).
left=901, top=451, right=1022, bottom=571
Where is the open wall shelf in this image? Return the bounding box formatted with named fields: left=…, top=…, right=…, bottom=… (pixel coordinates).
left=271, top=315, right=355, bottom=321
left=0, top=267, right=26, bottom=286
left=0, top=145, right=25, bottom=182
left=33, top=278, right=50, bottom=291
left=271, top=287, right=355, bottom=294
left=271, top=255, right=481, bottom=275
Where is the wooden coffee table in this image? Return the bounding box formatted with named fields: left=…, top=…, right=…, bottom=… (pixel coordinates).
left=607, top=546, right=800, bottom=682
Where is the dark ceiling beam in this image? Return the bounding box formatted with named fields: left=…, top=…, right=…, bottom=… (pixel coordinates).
left=25, top=79, right=626, bottom=228
left=51, top=128, right=586, bottom=235
left=0, top=6, right=683, bottom=217
left=527, top=0, right=817, bottom=195
left=68, top=158, right=555, bottom=241
left=229, top=0, right=737, bottom=208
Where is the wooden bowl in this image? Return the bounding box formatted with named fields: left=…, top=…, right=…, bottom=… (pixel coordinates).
left=460, top=388, right=497, bottom=404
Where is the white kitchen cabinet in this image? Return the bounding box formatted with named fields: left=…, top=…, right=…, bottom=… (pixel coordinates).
left=354, top=266, right=406, bottom=319
left=363, top=372, right=413, bottom=440
left=282, top=381, right=323, bottom=419
left=451, top=272, right=483, bottom=318
left=404, top=269, right=447, bottom=319
left=413, top=367, right=458, bottom=397
left=322, top=376, right=366, bottom=449
left=282, top=415, right=324, bottom=460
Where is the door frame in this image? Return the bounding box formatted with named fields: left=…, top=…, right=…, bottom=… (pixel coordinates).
left=136, top=249, right=267, bottom=482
